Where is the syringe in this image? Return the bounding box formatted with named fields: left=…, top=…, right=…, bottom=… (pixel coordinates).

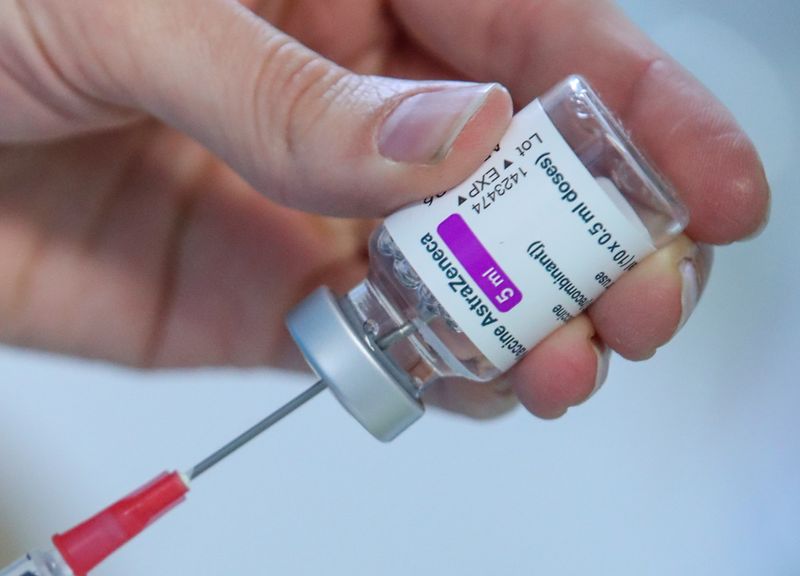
left=0, top=316, right=417, bottom=576
left=0, top=380, right=327, bottom=576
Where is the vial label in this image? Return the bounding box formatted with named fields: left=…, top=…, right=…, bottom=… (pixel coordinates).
left=384, top=100, right=655, bottom=371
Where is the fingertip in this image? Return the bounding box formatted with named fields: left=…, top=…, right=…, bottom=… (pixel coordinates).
left=278, top=77, right=513, bottom=218
left=510, top=316, right=600, bottom=419
left=590, top=267, right=681, bottom=361
left=446, top=82, right=513, bottom=158
left=589, top=235, right=709, bottom=361
left=373, top=81, right=513, bottom=215
left=377, top=83, right=501, bottom=164
left=684, top=151, right=771, bottom=244
left=623, top=60, right=771, bottom=245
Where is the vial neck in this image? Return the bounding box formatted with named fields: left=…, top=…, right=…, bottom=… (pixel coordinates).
left=342, top=277, right=488, bottom=395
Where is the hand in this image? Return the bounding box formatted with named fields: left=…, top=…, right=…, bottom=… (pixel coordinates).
left=0, top=0, right=769, bottom=420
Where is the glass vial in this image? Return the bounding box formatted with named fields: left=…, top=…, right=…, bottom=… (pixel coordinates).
left=287, top=75, right=688, bottom=441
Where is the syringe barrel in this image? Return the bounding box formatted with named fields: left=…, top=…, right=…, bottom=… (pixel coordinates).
left=0, top=548, right=73, bottom=576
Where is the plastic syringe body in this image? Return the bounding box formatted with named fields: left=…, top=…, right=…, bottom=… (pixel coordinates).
left=0, top=376, right=325, bottom=576
left=0, top=549, right=73, bottom=576
left=0, top=471, right=189, bottom=576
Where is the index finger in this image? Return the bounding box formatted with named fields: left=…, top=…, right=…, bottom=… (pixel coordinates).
left=391, top=0, right=770, bottom=244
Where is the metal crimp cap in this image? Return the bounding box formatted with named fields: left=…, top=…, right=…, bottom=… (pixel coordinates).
left=286, top=287, right=424, bottom=442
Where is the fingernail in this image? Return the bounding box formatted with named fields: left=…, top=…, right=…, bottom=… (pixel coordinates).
left=589, top=338, right=611, bottom=399
left=378, top=84, right=498, bottom=164
left=677, top=243, right=713, bottom=331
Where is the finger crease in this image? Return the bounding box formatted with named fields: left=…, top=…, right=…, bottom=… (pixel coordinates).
left=249, top=33, right=295, bottom=167
left=81, top=132, right=153, bottom=252
left=14, top=0, right=132, bottom=124
left=282, top=59, right=348, bottom=163
left=139, top=170, right=205, bottom=368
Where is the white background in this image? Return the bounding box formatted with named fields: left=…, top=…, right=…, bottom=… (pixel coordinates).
left=1, top=1, right=798, bottom=575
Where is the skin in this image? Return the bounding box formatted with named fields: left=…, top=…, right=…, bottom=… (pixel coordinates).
left=0, top=0, right=770, bottom=419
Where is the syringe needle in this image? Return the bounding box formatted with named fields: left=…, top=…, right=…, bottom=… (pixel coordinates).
left=0, top=321, right=424, bottom=576
left=376, top=321, right=418, bottom=349
left=187, top=320, right=418, bottom=481
left=187, top=379, right=327, bottom=481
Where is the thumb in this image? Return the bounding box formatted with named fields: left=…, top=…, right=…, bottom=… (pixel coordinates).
left=5, top=0, right=512, bottom=216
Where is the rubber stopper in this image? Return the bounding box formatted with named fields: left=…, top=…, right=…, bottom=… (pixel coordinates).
left=52, top=471, right=189, bottom=576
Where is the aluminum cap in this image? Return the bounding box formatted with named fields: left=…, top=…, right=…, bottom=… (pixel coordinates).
left=286, top=287, right=424, bottom=442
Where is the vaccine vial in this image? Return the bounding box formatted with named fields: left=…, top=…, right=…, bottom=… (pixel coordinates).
left=287, top=76, right=688, bottom=441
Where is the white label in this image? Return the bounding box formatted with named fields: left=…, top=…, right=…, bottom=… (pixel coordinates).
left=384, top=100, right=655, bottom=371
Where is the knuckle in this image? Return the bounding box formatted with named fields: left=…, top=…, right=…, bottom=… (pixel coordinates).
left=8, top=0, right=139, bottom=128
left=242, top=32, right=356, bottom=204
left=484, top=0, right=543, bottom=83
left=11, top=0, right=86, bottom=104
left=249, top=34, right=350, bottom=163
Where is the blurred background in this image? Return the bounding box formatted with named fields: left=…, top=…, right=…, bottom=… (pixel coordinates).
left=1, top=0, right=798, bottom=574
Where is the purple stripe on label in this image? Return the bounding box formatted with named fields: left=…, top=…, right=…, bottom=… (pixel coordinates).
left=437, top=214, right=522, bottom=312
